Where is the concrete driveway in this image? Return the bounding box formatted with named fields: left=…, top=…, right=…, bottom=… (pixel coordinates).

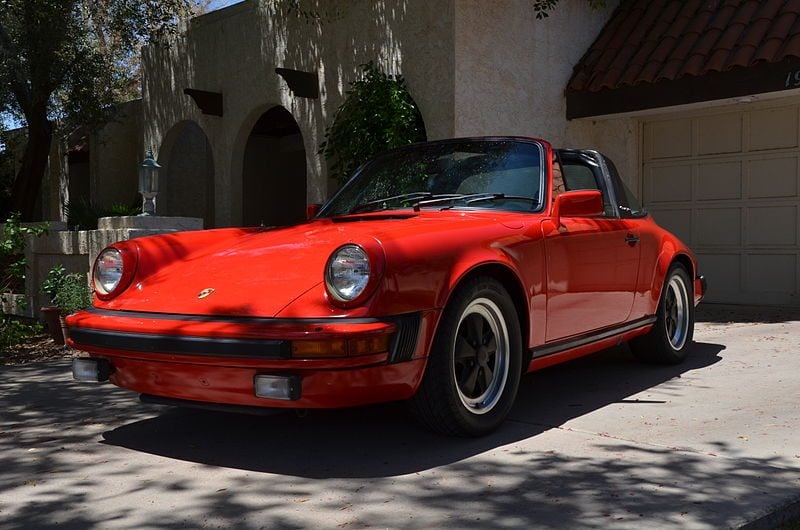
left=1, top=304, right=799, bottom=529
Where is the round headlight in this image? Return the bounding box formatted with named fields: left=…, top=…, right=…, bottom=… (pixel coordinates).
left=93, top=248, right=124, bottom=295
left=325, top=245, right=371, bottom=302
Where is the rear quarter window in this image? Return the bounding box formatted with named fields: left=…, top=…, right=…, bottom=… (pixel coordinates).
left=604, top=156, right=647, bottom=218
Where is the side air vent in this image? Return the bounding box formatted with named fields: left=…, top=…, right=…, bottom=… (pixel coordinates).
left=388, top=313, right=421, bottom=363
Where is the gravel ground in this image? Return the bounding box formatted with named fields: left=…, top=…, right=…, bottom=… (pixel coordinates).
left=1, top=333, right=77, bottom=366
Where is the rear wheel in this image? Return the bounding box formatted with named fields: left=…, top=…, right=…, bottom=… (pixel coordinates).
left=631, top=263, right=694, bottom=364
left=409, top=277, right=522, bottom=436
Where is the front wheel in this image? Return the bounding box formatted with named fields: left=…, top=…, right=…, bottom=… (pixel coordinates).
left=631, top=263, right=694, bottom=364
left=409, top=277, right=522, bottom=436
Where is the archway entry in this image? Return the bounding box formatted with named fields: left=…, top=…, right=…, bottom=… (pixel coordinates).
left=158, top=121, right=215, bottom=228
left=241, top=106, right=306, bottom=227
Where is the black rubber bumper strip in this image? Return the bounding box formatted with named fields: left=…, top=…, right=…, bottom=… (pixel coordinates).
left=140, top=394, right=288, bottom=415
left=69, top=328, right=291, bottom=359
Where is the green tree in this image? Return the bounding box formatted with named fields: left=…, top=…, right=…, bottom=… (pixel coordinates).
left=533, top=0, right=607, bottom=19
left=321, top=62, right=427, bottom=184
left=0, top=0, right=196, bottom=221
left=1, top=0, right=604, bottom=220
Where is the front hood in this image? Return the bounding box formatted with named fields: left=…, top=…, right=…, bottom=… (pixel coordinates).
left=99, top=211, right=521, bottom=317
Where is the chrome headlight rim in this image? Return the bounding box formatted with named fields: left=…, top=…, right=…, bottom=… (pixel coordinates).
left=92, top=245, right=137, bottom=300
left=324, top=242, right=385, bottom=307
left=325, top=244, right=371, bottom=304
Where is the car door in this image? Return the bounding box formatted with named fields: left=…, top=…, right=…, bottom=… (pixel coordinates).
left=543, top=150, right=642, bottom=342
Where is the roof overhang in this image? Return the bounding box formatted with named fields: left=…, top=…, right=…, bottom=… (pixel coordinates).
left=567, top=56, right=800, bottom=119
left=566, top=0, right=800, bottom=120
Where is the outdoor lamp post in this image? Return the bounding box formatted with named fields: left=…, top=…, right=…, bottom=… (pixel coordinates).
left=138, top=148, right=161, bottom=216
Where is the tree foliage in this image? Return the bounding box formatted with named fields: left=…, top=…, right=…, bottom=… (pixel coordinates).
left=533, top=0, right=607, bottom=19
left=0, top=0, right=196, bottom=220
left=0, top=0, right=607, bottom=220
left=321, top=62, right=427, bottom=184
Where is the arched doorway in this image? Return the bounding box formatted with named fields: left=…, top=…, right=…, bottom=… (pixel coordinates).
left=241, top=106, right=306, bottom=227
left=158, top=121, right=215, bottom=228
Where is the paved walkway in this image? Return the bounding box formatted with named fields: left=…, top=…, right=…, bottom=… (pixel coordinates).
left=1, top=304, right=799, bottom=529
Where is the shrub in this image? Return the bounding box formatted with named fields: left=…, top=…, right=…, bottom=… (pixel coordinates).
left=53, top=273, right=92, bottom=316
left=63, top=197, right=141, bottom=230
left=0, top=317, right=43, bottom=354
left=42, top=265, right=91, bottom=316
left=320, top=61, right=426, bottom=183
left=41, top=265, right=67, bottom=305
left=1, top=212, right=48, bottom=355
left=1, top=212, right=48, bottom=295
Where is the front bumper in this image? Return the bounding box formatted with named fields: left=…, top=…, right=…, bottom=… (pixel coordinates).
left=66, top=308, right=435, bottom=409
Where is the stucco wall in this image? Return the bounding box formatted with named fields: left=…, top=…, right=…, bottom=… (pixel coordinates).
left=453, top=0, right=613, bottom=138
left=567, top=117, right=640, bottom=191
left=453, top=0, right=640, bottom=190
left=143, top=0, right=455, bottom=227
left=90, top=99, right=143, bottom=209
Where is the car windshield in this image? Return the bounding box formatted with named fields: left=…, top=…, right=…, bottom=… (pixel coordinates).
left=318, top=139, right=544, bottom=217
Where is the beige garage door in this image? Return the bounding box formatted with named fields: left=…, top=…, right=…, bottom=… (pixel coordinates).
left=643, top=100, right=800, bottom=306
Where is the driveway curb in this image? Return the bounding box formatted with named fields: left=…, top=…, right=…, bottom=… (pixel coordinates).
left=739, top=493, right=800, bottom=529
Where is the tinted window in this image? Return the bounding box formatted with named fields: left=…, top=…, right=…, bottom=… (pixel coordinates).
left=562, top=163, right=599, bottom=191
left=604, top=156, right=647, bottom=218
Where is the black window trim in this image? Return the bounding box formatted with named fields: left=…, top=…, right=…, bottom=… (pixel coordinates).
left=555, top=149, right=649, bottom=220
left=598, top=152, right=649, bottom=219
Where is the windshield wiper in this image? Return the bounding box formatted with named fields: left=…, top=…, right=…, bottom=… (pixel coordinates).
left=350, top=192, right=432, bottom=214
left=465, top=194, right=538, bottom=206
left=413, top=193, right=538, bottom=211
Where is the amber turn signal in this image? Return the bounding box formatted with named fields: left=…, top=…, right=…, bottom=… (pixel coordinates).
left=291, top=334, right=390, bottom=358
left=347, top=335, right=390, bottom=356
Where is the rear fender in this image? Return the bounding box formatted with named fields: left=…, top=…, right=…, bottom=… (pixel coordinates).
left=651, top=243, right=695, bottom=307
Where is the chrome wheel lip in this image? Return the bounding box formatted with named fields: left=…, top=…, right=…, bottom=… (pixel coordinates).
left=452, top=297, right=510, bottom=415
left=665, top=275, right=690, bottom=350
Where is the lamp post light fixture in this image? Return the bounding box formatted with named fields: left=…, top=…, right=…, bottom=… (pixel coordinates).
left=138, top=148, right=161, bottom=216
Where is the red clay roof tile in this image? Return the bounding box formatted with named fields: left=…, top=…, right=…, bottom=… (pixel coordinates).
left=755, top=38, right=784, bottom=62
left=568, top=0, right=800, bottom=93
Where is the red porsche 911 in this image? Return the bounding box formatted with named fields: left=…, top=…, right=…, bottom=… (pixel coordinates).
left=68, top=137, right=706, bottom=436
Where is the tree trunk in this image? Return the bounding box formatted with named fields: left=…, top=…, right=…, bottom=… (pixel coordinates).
left=10, top=112, right=53, bottom=221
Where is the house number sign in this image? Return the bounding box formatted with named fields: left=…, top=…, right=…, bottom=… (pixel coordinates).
left=785, top=70, right=800, bottom=88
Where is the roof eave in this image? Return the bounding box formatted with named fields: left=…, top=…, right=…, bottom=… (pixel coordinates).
left=567, top=56, right=800, bottom=119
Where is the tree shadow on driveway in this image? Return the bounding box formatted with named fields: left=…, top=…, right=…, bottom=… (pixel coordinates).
left=696, top=303, right=800, bottom=324
left=100, top=341, right=725, bottom=479
left=13, top=341, right=800, bottom=530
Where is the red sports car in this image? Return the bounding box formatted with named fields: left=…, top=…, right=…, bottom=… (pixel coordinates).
left=68, top=137, right=705, bottom=436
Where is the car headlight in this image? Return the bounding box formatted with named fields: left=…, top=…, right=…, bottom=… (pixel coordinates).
left=325, top=244, right=371, bottom=303
left=93, top=246, right=137, bottom=299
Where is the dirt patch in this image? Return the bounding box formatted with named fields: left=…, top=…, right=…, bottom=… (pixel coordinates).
left=1, top=333, right=78, bottom=365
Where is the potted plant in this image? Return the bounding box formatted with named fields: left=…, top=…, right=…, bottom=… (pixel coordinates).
left=41, top=265, right=67, bottom=344
left=41, top=266, right=92, bottom=344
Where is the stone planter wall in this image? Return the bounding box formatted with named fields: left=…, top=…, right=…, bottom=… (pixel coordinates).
left=15, top=216, right=202, bottom=318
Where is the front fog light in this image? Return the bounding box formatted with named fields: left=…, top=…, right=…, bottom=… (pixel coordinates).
left=254, top=375, right=301, bottom=400
left=72, top=358, right=112, bottom=382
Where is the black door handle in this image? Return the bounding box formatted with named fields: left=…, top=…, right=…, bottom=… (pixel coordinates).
left=625, top=233, right=640, bottom=245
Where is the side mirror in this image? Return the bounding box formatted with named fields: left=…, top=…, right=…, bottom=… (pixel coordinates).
left=552, top=190, right=603, bottom=226
left=306, top=203, right=322, bottom=220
